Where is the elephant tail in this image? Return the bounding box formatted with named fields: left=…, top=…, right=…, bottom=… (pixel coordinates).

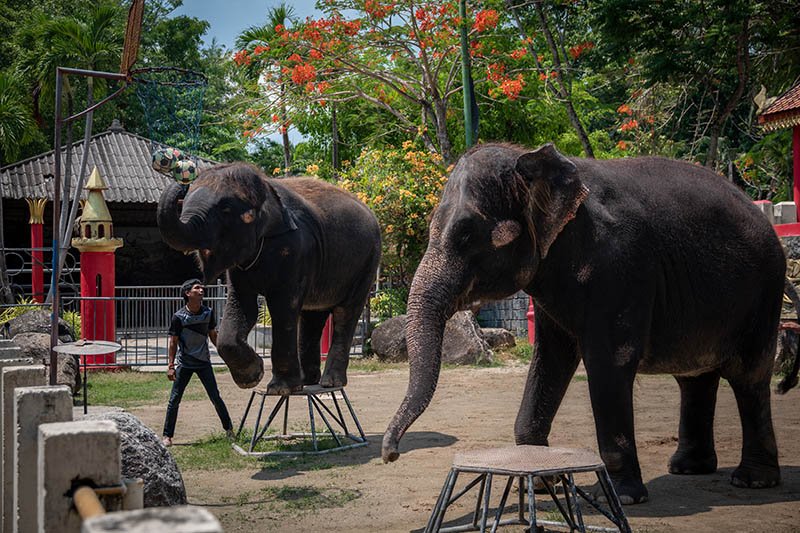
left=776, top=278, right=800, bottom=394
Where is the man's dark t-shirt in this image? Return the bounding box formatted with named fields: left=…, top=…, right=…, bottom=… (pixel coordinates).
left=169, top=304, right=216, bottom=368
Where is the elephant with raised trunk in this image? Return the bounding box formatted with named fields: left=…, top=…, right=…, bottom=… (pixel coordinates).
left=158, top=162, right=381, bottom=394
left=383, top=143, right=800, bottom=504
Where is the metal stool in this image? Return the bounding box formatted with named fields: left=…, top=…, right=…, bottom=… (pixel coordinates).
left=426, top=445, right=631, bottom=533
left=232, top=385, right=367, bottom=457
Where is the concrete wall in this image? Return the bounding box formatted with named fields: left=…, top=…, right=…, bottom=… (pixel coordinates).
left=477, top=291, right=530, bottom=338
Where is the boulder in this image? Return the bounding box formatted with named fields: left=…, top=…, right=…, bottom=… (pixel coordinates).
left=6, top=309, right=76, bottom=342
left=371, top=315, right=407, bottom=363
left=481, top=328, right=516, bottom=350
left=371, top=311, right=493, bottom=365
left=441, top=311, right=493, bottom=365
left=82, top=411, right=187, bottom=508
left=11, top=332, right=81, bottom=393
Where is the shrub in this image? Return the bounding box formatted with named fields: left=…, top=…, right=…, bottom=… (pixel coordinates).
left=370, top=288, right=408, bottom=322
left=339, top=141, right=447, bottom=295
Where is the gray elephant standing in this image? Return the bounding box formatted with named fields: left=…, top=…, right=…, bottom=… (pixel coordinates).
left=158, top=162, right=381, bottom=394
left=383, top=143, right=800, bottom=504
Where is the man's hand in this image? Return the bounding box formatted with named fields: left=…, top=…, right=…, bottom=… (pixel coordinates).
left=167, top=367, right=176, bottom=381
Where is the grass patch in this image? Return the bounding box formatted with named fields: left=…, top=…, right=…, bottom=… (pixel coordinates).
left=501, top=339, right=533, bottom=363
left=172, top=428, right=343, bottom=472
left=75, top=368, right=216, bottom=409
left=345, top=358, right=407, bottom=372
left=260, top=484, right=359, bottom=511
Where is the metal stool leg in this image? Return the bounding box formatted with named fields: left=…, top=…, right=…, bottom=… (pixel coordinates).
left=236, top=391, right=256, bottom=439
left=432, top=469, right=460, bottom=532
left=596, top=469, right=631, bottom=533
left=479, top=473, right=493, bottom=533
left=527, top=475, right=536, bottom=532
left=489, top=476, right=514, bottom=533
left=567, top=473, right=586, bottom=532
left=426, top=469, right=454, bottom=533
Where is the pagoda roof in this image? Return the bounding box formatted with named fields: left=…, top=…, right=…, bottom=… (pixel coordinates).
left=758, top=83, right=800, bottom=132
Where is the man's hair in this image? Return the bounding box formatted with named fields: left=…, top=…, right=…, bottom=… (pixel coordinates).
left=180, top=278, right=203, bottom=303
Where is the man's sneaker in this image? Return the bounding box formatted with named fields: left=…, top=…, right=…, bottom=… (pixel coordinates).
left=226, top=429, right=235, bottom=441
left=162, top=436, right=172, bottom=447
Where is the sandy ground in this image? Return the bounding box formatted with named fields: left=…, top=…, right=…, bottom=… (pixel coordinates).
left=129, top=360, right=800, bottom=532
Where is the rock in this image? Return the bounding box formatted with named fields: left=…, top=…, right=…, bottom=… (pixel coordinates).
left=6, top=309, right=75, bottom=342
left=371, top=311, right=493, bottom=365
left=442, top=311, right=493, bottom=365
left=481, top=328, right=516, bottom=350
left=11, top=332, right=81, bottom=394
left=82, top=411, right=187, bottom=508
left=371, top=315, right=408, bottom=362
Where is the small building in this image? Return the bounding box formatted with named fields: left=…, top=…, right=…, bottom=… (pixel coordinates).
left=0, top=120, right=217, bottom=289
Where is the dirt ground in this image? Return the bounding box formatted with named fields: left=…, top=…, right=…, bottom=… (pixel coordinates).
left=130, top=360, right=800, bottom=532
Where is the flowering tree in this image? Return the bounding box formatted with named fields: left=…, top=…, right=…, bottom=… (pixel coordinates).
left=232, top=0, right=531, bottom=165
left=338, top=140, right=448, bottom=289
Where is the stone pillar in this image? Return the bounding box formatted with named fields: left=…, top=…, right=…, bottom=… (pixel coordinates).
left=25, top=198, right=48, bottom=303
left=13, top=385, right=72, bottom=533
left=0, top=358, right=32, bottom=533
left=81, top=506, right=223, bottom=533
left=1, top=365, right=45, bottom=533
left=38, top=420, right=121, bottom=533
left=71, top=168, right=122, bottom=367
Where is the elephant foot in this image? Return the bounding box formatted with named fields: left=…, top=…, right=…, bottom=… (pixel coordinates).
left=320, top=371, right=347, bottom=388
left=266, top=374, right=304, bottom=396
left=668, top=449, right=717, bottom=475
left=593, top=477, right=648, bottom=505
left=229, top=360, right=265, bottom=389
left=303, top=369, right=321, bottom=386
left=731, top=463, right=780, bottom=488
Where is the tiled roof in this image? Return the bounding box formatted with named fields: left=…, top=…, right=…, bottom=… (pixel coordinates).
left=0, top=120, right=216, bottom=204
left=758, top=83, right=800, bottom=132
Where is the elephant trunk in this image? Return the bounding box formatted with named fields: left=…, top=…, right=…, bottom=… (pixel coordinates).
left=156, top=182, right=209, bottom=251
left=382, top=250, right=464, bottom=462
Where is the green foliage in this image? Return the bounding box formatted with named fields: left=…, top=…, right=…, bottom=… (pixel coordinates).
left=370, top=288, right=408, bottom=321
left=0, top=298, right=40, bottom=327
left=62, top=309, right=82, bottom=340
left=340, top=141, right=447, bottom=288
left=0, top=71, right=41, bottom=166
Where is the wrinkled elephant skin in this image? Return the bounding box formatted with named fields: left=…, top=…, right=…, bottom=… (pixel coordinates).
left=383, top=143, right=787, bottom=504
left=158, top=163, right=381, bottom=393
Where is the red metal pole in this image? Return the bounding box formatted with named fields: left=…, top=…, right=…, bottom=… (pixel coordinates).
left=526, top=297, right=535, bottom=346
left=794, top=125, right=800, bottom=222
left=30, top=222, right=44, bottom=303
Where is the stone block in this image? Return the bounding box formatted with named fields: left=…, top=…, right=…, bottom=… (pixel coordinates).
left=81, top=506, right=222, bottom=533
left=0, top=348, right=22, bottom=361
left=13, top=385, right=72, bottom=533
left=753, top=200, right=775, bottom=224
left=38, top=420, right=121, bottom=533
left=0, top=359, right=33, bottom=533
left=774, top=201, right=797, bottom=225
left=1, top=365, right=45, bottom=533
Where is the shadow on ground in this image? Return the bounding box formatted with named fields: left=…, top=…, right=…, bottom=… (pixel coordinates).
left=250, top=431, right=458, bottom=481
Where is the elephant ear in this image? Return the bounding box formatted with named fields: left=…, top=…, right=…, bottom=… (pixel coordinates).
left=262, top=180, right=298, bottom=236
left=515, top=143, right=589, bottom=258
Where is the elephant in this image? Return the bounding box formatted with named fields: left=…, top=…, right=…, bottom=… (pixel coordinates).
left=382, top=142, right=800, bottom=504
left=157, top=162, right=381, bottom=394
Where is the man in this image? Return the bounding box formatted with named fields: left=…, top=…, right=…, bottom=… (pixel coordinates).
left=162, top=279, right=234, bottom=446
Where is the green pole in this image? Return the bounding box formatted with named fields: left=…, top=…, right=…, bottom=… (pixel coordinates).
left=460, top=0, right=474, bottom=149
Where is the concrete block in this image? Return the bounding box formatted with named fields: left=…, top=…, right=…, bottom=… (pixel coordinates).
left=0, top=348, right=22, bottom=360
left=0, top=359, right=33, bottom=533
left=38, top=420, right=121, bottom=533
left=775, top=201, right=797, bottom=225
left=1, top=365, right=45, bottom=533
left=13, top=385, right=72, bottom=533
left=753, top=200, right=775, bottom=224
left=81, top=506, right=222, bottom=533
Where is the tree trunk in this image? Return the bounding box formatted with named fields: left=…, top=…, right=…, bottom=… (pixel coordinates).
left=331, top=103, right=339, bottom=173
left=704, top=18, right=750, bottom=169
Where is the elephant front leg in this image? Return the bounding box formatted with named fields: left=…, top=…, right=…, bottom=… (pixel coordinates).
left=267, top=305, right=304, bottom=395
left=669, top=372, right=720, bottom=475
left=584, top=350, right=647, bottom=505
left=514, top=315, right=580, bottom=446
left=216, top=286, right=263, bottom=388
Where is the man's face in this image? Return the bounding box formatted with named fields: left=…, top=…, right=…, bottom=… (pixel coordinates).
left=186, top=283, right=204, bottom=302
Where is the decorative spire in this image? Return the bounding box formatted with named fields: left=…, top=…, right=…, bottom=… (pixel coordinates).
left=71, top=167, right=123, bottom=252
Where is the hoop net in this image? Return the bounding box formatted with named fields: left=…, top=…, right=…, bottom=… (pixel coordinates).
left=131, top=67, right=208, bottom=161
